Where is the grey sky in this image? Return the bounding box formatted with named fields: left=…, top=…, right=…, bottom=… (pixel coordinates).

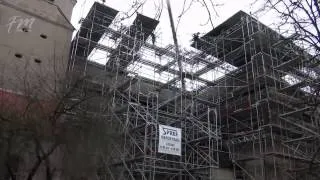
left=70, top=0, right=274, bottom=48
left=69, top=0, right=282, bottom=90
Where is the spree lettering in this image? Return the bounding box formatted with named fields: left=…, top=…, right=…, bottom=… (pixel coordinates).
left=162, top=128, right=178, bottom=136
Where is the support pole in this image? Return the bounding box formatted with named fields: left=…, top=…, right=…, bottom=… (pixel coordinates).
left=166, top=0, right=185, bottom=91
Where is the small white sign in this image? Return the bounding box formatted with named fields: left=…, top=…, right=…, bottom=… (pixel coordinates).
left=158, top=124, right=181, bottom=156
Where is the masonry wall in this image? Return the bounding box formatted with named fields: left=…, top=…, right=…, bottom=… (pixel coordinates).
left=0, top=0, right=74, bottom=97
left=53, top=0, right=77, bottom=21
left=0, top=0, right=75, bottom=179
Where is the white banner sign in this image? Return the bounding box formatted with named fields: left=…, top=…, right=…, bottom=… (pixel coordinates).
left=158, top=124, right=181, bottom=156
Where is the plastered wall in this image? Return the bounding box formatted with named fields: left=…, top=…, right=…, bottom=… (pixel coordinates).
left=0, top=0, right=74, bottom=97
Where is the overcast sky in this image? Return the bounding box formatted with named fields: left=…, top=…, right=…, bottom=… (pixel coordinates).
left=70, top=0, right=278, bottom=48
left=69, top=0, right=288, bottom=90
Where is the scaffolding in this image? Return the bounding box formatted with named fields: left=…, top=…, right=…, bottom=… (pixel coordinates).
left=69, top=2, right=222, bottom=180
left=69, top=2, right=320, bottom=180
left=193, top=11, right=320, bottom=180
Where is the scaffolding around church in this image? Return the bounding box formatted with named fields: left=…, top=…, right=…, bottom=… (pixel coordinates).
left=69, top=2, right=320, bottom=180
